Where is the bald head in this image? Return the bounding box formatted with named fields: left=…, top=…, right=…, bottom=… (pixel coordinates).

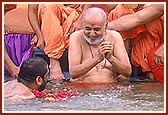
left=82, top=7, right=107, bottom=25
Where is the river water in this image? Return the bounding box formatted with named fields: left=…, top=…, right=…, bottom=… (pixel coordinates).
left=3, top=81, right=165, bottom=113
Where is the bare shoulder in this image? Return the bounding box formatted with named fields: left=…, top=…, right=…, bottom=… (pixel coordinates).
left=4, top=79, right=17, bottom=87
left=70, top=30, right=83, bottom=40
left=106, top=30, right=123, bottom=41
left=107, top=29, right=121, bottom=35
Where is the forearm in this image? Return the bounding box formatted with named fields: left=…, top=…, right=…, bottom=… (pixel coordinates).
left=107, top=13, right=139, bottom=31
left=107, top=4, right=164, bottom=31
left=136, top=4, right=164, bottom=25
left=70, top=57, right=101, bottom=79
left=108, top=56, right=132, bottom=77
left=28, top=4, right=42, bottom=38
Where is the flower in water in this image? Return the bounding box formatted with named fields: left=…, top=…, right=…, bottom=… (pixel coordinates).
left=32, top=89, right=78, bottom=101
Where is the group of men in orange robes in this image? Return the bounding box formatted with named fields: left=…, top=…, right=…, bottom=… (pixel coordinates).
left=4, top=4, right=164, bottom=83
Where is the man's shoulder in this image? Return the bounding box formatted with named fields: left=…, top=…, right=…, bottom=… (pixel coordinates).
left=72, top=29, right=83, bottom=34
left=107, top=29, right=117, bottom=32
left=4, top=79, right=17, bottom=85
left=106, top=29, right=121, bottom=36
left=70, top=30, right=83, bottom=39
left=105, top=29, right=123, bottom=42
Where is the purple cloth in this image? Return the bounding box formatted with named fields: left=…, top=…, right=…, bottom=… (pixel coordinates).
left=4, top=33, right=35, bottom=76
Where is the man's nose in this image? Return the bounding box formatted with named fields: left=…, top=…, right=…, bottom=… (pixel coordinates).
left=89, top=30, right=96, bottom=36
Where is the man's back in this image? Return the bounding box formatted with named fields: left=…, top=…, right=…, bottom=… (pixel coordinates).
left=4, top=79, right=35, bottom=103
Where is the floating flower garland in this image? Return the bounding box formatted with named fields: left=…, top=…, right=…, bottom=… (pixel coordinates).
left=32, top=89, right=78, bottom=101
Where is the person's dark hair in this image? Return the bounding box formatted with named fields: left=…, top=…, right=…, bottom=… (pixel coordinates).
left=18, top=57, right=48, bottom=83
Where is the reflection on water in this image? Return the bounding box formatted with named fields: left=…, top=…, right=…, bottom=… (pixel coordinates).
left=4, top=81, right=164, bottom=112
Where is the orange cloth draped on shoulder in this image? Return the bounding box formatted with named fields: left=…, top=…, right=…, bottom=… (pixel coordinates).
left=131, top=16, right=164, bottom=73
left=147, top=42, right=164, bottom=83
left=39, top=4, right=81, bottom=59
left=108, top=4, right=146, bottom=40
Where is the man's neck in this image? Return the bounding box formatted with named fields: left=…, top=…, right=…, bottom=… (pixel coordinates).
left=17, top=78, right=34, bottom=90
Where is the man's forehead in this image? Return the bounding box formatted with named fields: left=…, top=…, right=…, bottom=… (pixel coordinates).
left=84, top=19, right=105, bottom=27
left=84, top=15, right=105, bottom=24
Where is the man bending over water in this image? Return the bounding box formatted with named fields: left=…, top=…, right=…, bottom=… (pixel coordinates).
left=4, top=57, right=49, bottom=101
left=68, top=7, right=132, bottom=83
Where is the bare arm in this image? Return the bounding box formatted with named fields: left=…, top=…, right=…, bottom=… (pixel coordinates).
left=28, top=4, right=44, bottom=50
left=106, top=31, right=132, bottom=77
left=107, top=4, right=164, bottom=31
left=68, top=31, right=103, bottom=79
left=28, top=4, right=40, bottom=38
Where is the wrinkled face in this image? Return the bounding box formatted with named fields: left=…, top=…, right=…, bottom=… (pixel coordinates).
left=38, top=67, right=49, bottom=92
left=83, top=16, right=106, bottom=45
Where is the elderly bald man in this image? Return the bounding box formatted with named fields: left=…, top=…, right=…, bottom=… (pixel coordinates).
left=68, top=7, right=132, bottom=83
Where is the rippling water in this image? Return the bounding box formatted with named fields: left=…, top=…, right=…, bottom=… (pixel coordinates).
left=3, top=81, right=164, bottom=112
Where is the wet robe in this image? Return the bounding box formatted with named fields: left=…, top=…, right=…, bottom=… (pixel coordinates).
left=147, top=43, right=164, bottom=82
left=131, top=15, right=164, bottom=73
left=107, top=4, right=164, bottom=82
left=130, top=4, right=164, bottom=82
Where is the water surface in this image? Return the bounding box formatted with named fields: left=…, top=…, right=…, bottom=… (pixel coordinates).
left=3, top=81, right=164, bottom=112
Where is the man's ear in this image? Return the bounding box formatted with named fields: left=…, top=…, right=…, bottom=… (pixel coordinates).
left=35, top=76, right=43, bottom=86
left=105, top=21, right=108, bottom=29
